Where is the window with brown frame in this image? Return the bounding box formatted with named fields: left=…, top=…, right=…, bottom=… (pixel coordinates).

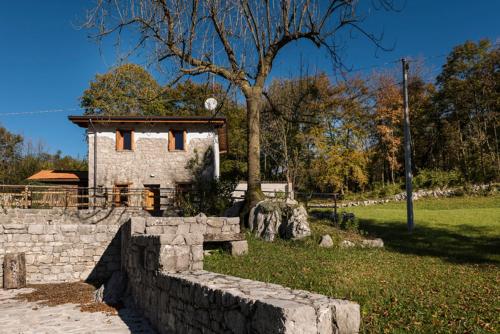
left=168, top=129, right=186, bottom=151
left=116, top=129, right=134, bottom=151
left=113, top=184, right=129, bottom=207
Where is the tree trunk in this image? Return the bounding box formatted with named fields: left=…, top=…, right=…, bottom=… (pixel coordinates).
left=245, top=87, right=265, bottom=208
left=3, top=253, right=26, bottom=289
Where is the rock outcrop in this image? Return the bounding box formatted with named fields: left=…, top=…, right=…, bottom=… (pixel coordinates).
left=249, top=200, right=311, bottom=241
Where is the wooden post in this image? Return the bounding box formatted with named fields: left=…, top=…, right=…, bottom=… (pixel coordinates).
left=3, top=253, right=27, bottom=289
left=23, top=186, right=29, bottom=209
left=333, top=194, right=338, bottom=225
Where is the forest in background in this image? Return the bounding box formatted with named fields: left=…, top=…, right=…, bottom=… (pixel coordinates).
left=0, top=127, right=86, bottom=185
left=1, top=39, right=498, bottom=194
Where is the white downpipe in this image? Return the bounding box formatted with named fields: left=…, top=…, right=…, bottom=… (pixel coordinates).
left=213, top=133, right=220, bottom=179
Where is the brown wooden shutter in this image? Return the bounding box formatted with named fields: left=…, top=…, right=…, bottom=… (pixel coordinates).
left=168, top=129, right=174, bottom=151
left=116, top=130, right=123, bottom=151
left=217, top=125, right=228, bottom=153
left=131, top=130, right=135, bottom=151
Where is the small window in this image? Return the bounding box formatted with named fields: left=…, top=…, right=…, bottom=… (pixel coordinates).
left=168, top=129, right=186, bottom=151
left=114, top=184, right=129, bottom=207
left=116, top=129, right=134, bottom=151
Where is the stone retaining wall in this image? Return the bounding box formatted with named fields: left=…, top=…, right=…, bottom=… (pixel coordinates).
left=0, top=207, right=136, bottom=226
left=122, top=218, right=360, bottom=334
left=0, top=208, right=139, bottom=287
left=0, top=210, right=239, bottom=288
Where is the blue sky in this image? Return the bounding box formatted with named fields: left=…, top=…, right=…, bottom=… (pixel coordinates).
left=0, top=0, right=499, bottom=159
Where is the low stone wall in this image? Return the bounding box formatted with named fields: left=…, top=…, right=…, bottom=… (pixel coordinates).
left=311, top=184, right=499, bottom=208
left=131, top=214, right=240, bottom=236
left=122, top=217, right=360, bottom=333
left=130, top=270, right=360, bottom=334
left=0, top=208, right=141, bottom=287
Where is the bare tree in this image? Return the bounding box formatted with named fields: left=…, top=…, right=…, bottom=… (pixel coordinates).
left=85, top=0, right=394, bottom=207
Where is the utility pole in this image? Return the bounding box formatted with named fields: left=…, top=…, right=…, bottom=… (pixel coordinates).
left=402, top=58, right=414, bottom=233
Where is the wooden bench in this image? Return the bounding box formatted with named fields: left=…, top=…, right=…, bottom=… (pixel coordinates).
left=203, top=233, right=248, bottom=256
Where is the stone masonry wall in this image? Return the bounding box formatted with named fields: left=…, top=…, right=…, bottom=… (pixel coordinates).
left=89, top=124, right=216, bottom=190
left=131, top=214, right=240, bottom=236
left=121, top=215, right=240, bottom=274
left=122, top=217, right=360, bottom=334
left=0, top=208, right=143, bottom=287
left=0, top=210, right=237, bottom=288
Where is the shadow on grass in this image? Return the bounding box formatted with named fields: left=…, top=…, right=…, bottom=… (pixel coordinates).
left=359, top=218, right=500, bottom=264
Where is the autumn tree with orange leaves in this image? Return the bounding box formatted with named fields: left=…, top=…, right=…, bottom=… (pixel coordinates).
left=371, top=73, right=403, bottom=185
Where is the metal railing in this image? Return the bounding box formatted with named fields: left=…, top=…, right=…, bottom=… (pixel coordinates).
left=0, top=185, right=186, bottom=210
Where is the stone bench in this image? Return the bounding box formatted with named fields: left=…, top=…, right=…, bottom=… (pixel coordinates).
left=204, top=232, right=248, bottom=256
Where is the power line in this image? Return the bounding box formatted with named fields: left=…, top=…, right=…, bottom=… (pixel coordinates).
left=0, top=107, right=82, bottom=117
left=342, top=59, right=400, bottom=74
left=2, top=45, right=496, bottom=118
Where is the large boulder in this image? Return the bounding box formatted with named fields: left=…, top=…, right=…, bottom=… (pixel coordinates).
left=249, top=201, right=281, bottom=241
left=280, top=204, right=311, bottom=240
left=249, top=200, right=311, bottom=241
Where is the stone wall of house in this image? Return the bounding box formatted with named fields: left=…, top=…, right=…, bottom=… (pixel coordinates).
left=122, top=217, right=360, bottom=334
left=88, top=124, right=217, bottom=191
left=0, top=208, right=142, bottom=287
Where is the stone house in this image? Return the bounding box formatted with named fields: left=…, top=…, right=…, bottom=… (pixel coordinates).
left=68, top=115, right=227, bottom=211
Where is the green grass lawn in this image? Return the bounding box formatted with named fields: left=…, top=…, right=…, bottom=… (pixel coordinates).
left=205, top=196, right=500, bottom=333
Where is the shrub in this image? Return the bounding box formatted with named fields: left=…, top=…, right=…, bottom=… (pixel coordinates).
left=338, top=211, right=359, bottom=231
left=178, top=148, right=237, bottom=216
left=375, top=183, right=403, bottom=198
left=413, top=169, right=462, bottom=189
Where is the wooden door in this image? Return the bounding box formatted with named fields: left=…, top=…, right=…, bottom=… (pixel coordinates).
left=144, top=189, right=155, bottom=210
left=144, top=185, right=161, bottom=215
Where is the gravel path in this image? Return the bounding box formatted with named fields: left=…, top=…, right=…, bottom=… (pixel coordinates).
left=0, top=288, right=156, bottom=334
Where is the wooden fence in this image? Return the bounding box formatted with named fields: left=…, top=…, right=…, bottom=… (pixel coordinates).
left=0, top=185, right=181, bottom=210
